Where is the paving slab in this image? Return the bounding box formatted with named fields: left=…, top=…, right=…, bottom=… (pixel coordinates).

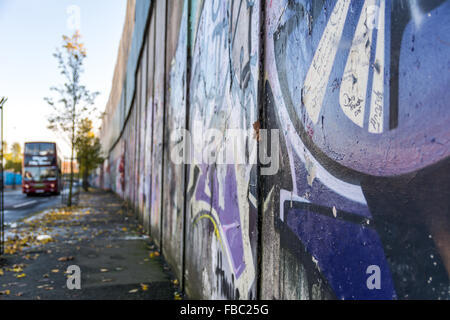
left=0, top=189, right=182, bottom=300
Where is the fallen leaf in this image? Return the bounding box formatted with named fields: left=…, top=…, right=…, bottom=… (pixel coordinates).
left=100, top=269, right=108, bottom=273
left=128, top=289, right=138, bottom=293
left=0, top=290, right=10, bottom=295
left=51, top=269, right=59, bottom=273
left=15, top=273, right=26, bottom=278
left=149, top=251, right=160, bottom=258
left=58, top=256, right=74, bottom=262
left=141, top=284, right=148, bottom=291
left=37, top=235, right=52, bottom=242
left=12, top=266, right=23, bottom=273
left=172, top=279, right=179, bottom=285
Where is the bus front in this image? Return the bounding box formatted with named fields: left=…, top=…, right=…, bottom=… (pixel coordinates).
left=22, top=142, right=60, bottom=196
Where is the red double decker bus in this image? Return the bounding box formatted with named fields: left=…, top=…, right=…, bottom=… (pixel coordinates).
left=22, top=142, right=62, bottom=196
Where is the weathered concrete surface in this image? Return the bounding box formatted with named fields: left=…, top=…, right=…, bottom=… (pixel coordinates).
left=0, top=190, right=180, bottom=300
left=162, top=0, right=187, bottom=284
left=99, top=0, right=136, bottom=155
left=183, top=0, right=260, bottom=300
left=95, top=0, right=450, bottom=300
left=262, top=0, right=450, bottom=300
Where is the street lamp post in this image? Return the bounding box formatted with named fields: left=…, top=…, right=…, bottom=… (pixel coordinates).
left=0, top=97, right=6, bottom=255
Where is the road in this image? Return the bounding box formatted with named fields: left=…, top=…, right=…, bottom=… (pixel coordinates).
left=3, top=188, right=76, bottom=225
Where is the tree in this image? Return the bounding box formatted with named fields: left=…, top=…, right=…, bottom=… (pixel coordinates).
left=75, top=118, right=104, bottom=191
left=45, top=31, right=99, bottom=206
left=1, top=140, right=7, bottom=165
left=4, top=143, right=22, bottom=189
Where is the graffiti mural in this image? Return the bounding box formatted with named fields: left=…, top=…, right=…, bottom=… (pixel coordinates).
left=162, top=0, right=188, bottom=281
left=94, top=0, right=449, bottom=300
left=184, top=0, right=260, bottom=299
left=149, top=0, right=167, bottom=246
left=264, top=0, right=450, bottom=299
left=143, top=10, right=156, bottom=235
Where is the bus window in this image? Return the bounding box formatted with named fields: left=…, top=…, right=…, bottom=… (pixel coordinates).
left=41, top=167, right=57, bottom=181
left=24, top=143, right=55, bottom=156
left=39, top=143, right=55, bottom=156
left=23, top=167, right=57, bottom=182
left=25, top=143, right=40, bottom=155
left=24, top=167, right=40, bottom=181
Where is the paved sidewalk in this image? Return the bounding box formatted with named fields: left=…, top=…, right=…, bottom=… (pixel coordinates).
left=0, top=189, right=182, bottom=300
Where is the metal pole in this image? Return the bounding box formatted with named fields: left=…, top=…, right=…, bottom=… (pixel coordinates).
left=0, top=97, right=6, bottom=255
left=1, top=103, right=3, bottom=255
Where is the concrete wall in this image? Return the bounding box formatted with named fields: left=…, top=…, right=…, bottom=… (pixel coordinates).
left=96, top=0, right=450, bottom=300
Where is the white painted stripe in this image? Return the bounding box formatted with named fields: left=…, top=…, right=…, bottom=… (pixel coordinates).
left=369, top=0, right=385, bottom=134
left=265, top=1, right=368, bottom=206
left=279, top=189, right=310, bottom=222
left=286, top=132, right=368, bottom=205
left=13, top=200, right=37, bottom=209
left=303, top=0, right=352, bottom=124
left=340, top=0, right=376, bottom=128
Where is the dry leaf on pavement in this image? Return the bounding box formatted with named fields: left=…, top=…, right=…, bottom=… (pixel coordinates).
left=140, top=284, right=149, bottom=291
left=58, top=256, right=74, bottom=262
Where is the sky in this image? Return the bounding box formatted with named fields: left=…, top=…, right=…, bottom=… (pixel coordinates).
left=0, top=0, right=127, bottom=158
